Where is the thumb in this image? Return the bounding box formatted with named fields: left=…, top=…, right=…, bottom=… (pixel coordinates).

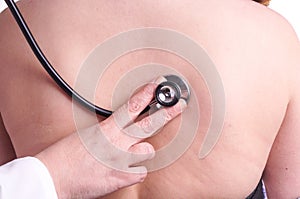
left=127, top=142, right=155, bottom=166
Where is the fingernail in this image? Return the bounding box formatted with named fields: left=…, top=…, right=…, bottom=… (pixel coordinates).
left=148, top=148, right=156, bottom=159
left=179, top=99, right=187, bottom=110
left=153, top=76, right=167, bottom=84
left=173, top=99, right=187, bottom=113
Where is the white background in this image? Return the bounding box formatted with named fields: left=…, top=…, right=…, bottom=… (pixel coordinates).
left=269, top=0, right=300, bottom=39
left=0, top=0, right=299, bottom=38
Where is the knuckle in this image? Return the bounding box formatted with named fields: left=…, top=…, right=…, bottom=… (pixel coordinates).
left=127, top=84, right=156, bottom=114
left=128, top=96, right=142, bottom=112
left=113, top=105, right=132, bottom=127
left=138, top=117, right=153, bottom=133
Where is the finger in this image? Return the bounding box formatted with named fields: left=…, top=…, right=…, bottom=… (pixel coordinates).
left=127, top=142, right=155, bottom=165
left=123, top=99, right=187, bottom=141
left=127, top=166, right=148, bottom=176
left=112, top=76, right=167, bottom=128
left=111, top=166, right=147, bottom=189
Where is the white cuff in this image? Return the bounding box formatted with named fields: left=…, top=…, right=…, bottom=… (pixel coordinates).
left=0, top=157, right=58, bottom=199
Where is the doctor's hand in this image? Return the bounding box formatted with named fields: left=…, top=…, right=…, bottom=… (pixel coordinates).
left=35, top=78, right=187, bottom=199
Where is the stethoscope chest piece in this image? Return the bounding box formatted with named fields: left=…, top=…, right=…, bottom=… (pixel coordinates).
left=154, top=75, right=190, bottom=108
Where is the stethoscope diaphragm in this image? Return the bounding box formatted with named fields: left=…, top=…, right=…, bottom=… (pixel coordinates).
left=155, top=75, right=190, bottom=107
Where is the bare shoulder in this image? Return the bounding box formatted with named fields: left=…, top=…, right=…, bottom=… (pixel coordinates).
left=1, top=0, right=300, bottom=197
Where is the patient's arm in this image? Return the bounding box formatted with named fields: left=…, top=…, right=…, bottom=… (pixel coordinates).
left=263, top=20, right=300, bottom=198
left=0, top=113, right=16, bottom=165
left=264, top=86, right=300, bottom=197
left=264, top=84, right=300, bottom=198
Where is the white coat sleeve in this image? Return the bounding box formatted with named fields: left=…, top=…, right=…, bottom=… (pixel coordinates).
left=0, top=157, right=58, bottom=199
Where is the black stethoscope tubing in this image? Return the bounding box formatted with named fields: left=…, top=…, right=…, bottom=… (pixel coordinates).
left=4, top=0, right=113, bottom=117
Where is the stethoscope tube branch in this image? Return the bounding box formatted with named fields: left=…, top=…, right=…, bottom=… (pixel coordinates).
left=4, top=0, right=113, bottom=117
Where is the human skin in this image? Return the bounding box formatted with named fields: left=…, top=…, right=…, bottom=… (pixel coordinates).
left=0, top=0, right=299, bottom=198
left=35, top=80, right=187, bottom=199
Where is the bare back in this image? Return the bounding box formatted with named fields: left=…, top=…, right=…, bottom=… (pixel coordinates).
left=0, top=0, right=300, bottom=198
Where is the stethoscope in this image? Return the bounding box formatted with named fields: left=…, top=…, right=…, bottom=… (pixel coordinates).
left=4, top=0, right=190, bottom=117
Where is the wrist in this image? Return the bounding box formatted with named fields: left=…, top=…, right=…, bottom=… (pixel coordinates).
left=35, top=143, right=71, bottom=199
